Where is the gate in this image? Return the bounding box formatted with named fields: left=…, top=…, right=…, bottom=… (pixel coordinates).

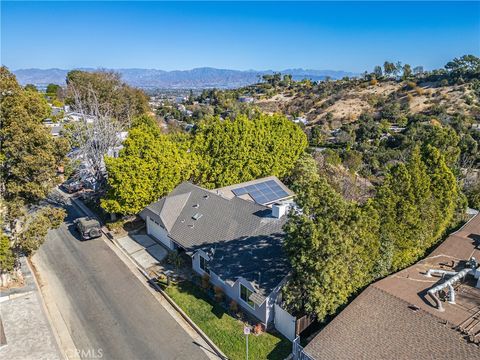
left=274, top=304, right=296, bottom=341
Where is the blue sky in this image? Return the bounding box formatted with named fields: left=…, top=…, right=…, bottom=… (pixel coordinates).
left=1, top=1, right=479, bottom=72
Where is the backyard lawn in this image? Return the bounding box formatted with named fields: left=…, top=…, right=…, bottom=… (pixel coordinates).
left=163, top=281, right=291, bottom=360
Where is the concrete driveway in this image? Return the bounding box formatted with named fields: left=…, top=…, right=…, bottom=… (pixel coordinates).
left=116, top=234, right=168, bottom=271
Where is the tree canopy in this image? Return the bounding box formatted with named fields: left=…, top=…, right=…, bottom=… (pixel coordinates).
left=101, top=116, right=193, bottom=215
left=66, top=70, right=150, bottom=124
left=192, top=113, right=308, bottom=188
left=283, top=145, right=463, bottom=321
left=283, top=154, right=379, bottom=319
left=0, top=66, right=68, bottom=205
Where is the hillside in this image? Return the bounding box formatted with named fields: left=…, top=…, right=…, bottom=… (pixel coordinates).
left=157, top=56, right=479, bottom=207
left=252, top=79, right=478, bottom=130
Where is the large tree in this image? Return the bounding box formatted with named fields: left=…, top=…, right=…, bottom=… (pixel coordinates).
left=374, top=146, right=461, bottom=276
left=192, top=113, right=308, bottom=188
left=64, top=71, right=150, bottom=184
left=0, top=67, right=68, bottom=206
left=0, top=68, right=67, bottom=284
left=101, top=116, right=193, bottom=215
left=283, top=155, right=379, bottom=320
left=66, top=70, right=149, bottom=124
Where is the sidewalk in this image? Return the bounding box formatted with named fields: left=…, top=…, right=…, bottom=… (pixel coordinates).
left=0, top=258, right=62, bottom=360
left=115, top=234, right=167, bottom=272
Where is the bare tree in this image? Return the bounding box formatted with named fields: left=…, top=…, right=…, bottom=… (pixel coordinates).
left=68, top=82, right=129, bottom=187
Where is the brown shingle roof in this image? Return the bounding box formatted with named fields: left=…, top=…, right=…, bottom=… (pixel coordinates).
left=304, top=214, right=480, bottom=359
left=304, top=286, right=479, bottom=360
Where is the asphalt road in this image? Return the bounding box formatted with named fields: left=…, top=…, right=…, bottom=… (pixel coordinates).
left=35, top=197, right=209, bottom=360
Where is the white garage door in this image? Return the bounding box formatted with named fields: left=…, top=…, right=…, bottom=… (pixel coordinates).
left=147, top=217, right=174, bottom=250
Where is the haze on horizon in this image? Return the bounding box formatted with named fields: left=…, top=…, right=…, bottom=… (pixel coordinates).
left=2, top=1, right=479, bottom=73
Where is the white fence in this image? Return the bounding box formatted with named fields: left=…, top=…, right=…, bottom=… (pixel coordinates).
left=274, top=303, right=296, bottom=341
left=292, top=336, right=314, bottom=360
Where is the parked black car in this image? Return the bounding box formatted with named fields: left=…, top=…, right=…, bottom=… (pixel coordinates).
left=74, top=217, right=102, bottom=240
left=61, top=179, right=84, bottom=194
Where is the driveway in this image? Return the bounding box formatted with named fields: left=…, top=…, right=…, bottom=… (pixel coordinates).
left=33, top=198, right=209, bottom=360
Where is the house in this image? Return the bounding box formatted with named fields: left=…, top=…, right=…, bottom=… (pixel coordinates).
left=238, top=96, right=254, bottom=103
left=139, top=177, right=295, bottom=327
left=293, top=117, right=308, bottom=126
left=299, top=214, right=480, bottom=360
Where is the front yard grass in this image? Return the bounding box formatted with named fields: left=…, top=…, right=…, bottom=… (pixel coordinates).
left=163, top=281, right=291, bottom=360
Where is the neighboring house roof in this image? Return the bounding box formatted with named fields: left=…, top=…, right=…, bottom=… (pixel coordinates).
left=139, top=181, right=291, bottom=297
left=304, top=213, right=480, bottom=360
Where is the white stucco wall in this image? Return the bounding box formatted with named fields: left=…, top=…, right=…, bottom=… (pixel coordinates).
left=146, top=216, right=175, bottom=250
left=191, top=250, right=271, bottom=324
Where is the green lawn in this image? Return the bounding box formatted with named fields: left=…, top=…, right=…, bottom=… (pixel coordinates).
left=163, top=281, right=291, bottom=360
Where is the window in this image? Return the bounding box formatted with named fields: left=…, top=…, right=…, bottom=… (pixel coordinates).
left=240, top=284, right=254, bottom=308
left=199, top=255, right=209, bottom=274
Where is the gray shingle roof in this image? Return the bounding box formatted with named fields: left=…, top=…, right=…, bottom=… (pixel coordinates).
left=140, top=182, right=290, bottom=296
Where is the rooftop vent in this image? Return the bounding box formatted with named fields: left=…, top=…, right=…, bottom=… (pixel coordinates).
left=272, top=203, right=288, bottom=219
left=193, top=204, right=200, bottom=208
left=203, top=194, right=209, bottom=199
left=192, top=213, right=203, bottom=221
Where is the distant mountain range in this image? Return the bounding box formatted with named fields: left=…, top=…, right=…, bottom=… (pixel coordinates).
left=12, top=67, right=358, bottom=89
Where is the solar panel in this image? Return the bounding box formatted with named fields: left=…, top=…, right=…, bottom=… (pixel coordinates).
left=231, top=179, right=290, bottom=204
left=232, top=187, right=247, bottom=196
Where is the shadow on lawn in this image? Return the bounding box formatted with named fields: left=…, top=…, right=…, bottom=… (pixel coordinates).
left=175, top=280, right=225, bottom=319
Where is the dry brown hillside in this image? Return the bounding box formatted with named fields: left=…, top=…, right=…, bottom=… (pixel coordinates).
left=254, top=80, right=478, bottom=130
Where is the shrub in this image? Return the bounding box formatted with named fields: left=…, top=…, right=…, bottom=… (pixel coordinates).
left=106, top=219, right=125, bottom=232
left=414, top=86, right=425, bottom=96
left=229, top=300, right=239, bottom=314
left=405, top=81, right=416, bottom=90
left=214, top=286, right=224, bottom=303
left=254, top=323, right=264, bottom=335
left=370, top=79, right=378, bottom=86
left=201, top=273, right=211, bottom=290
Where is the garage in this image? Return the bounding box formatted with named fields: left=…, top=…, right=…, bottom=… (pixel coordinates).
left=146, top=216, right=175, bottom=250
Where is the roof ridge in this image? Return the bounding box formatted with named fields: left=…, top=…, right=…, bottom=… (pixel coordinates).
left=181, top=181, right=271, bottom=209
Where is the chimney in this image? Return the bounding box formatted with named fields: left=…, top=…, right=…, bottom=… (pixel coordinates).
left=272, top=203, right=288, bottom=219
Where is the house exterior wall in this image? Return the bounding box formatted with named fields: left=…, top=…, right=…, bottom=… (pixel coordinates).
left=146, top=216, right=175, bottom=250
left=192, top=250, right=271, bottom=324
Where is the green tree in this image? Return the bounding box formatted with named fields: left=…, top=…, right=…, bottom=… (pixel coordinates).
left=383, top=61, right=396, bottom=78
left=101, top=116, right=193, bottom=215
left=283, top=174, right=379, bottom=320
left=402, top=64, right=412, bottom=80
left=373, top=146, right=460, bottom=276
left=192, top=113, right=308, bottom=188
left=373, top=65, right=383, bottom=78
left=18, top=207, right=66, bottom=256
left=0, top=67, right=68, bottom=205
left=0, top=235, right=15, bottom=273
left=24, top=84, right=38, bottom=92
left=445, top=55, right=480, bottom=80
left=46, top=83, right=61, bottom=95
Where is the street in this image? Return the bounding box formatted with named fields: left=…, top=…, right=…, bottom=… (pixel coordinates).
left=34, top=197, right=209, bottom=360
